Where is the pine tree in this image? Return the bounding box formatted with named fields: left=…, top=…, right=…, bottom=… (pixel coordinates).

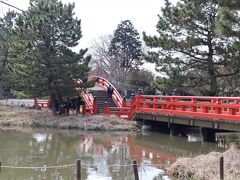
left=16, top=0, right=91, bottom=102
left=144, top=0, right=239, bottom=96
left=0, top=11, right=18, bottom=98
left=216, top=0, right=240, bottom=95
left=109, top=20, right=142, bottom=93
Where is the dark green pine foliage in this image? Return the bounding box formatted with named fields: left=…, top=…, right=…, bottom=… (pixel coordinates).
left=0, top=11, right=18, bottom=98
left=109, top=20, right=143, bottom=73
left=127, top=69, right=155, bottom=94
left=216, top=0, right=240, bottom=96
left=16, top=0, right=91, bottom=101
left=144, top=0, right=239, bottom=96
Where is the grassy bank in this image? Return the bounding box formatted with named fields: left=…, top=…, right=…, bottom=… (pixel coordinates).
left=167, top=144, right=240, bottom=179
left=0, top=104, right=137, bottom=131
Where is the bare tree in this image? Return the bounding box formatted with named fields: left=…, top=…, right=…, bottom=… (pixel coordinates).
left=89, top=35, right=125, bottom=91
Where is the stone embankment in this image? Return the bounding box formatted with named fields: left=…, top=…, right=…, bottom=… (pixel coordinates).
left=167, top=144, right=240, bottom=179
left=0, top=104, right=137, bottom=131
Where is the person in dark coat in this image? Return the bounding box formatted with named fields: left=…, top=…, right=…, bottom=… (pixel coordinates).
left=108, top=85, right=114, bottom=98
left=64, top=98, right=72, bottom=115
left=76, top=96, right=82, bottom=115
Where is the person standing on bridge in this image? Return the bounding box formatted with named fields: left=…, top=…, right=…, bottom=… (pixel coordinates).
left=107, top=85, right=114, bottom=98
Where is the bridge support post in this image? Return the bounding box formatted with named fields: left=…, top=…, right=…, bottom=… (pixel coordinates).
left=104, top=102, right=109, bottom=115
left=169, top=124, right=187, bottom=137
left=93, top=96, right=98, bottom=114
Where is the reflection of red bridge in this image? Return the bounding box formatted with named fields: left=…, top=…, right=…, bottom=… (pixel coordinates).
left=78, top=134, right=176, bottom=168
left=127, top=135, right=176, bottom=168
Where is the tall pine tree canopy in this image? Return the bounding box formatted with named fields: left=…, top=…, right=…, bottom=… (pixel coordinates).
left=108, top=20, right=142, bottom=94
left=109, top=20, right=143, bottom=72
left=0, top=11, right=18, bottom=98
left=144, top=0, right=240, bottom=96
left=215, top=0, right=240, bottom=95
left=16, top=0, right=91, bottom=101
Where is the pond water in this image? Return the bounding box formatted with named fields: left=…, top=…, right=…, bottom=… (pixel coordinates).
left=0, top=129, right=222, bottom=180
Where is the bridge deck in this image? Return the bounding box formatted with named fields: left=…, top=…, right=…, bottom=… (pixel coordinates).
left=136, top=112, right=240, bottom=132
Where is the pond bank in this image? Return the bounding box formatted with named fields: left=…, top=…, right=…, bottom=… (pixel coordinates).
left=167, top=144, right=240, bottom=179
left=0, top=104, right=137, bottom=131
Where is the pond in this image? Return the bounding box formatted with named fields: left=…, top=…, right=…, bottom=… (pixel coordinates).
left=0, top=129, right=222, bottom=180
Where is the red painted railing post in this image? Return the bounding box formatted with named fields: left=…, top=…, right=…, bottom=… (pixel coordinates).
left=229, top=108, right=237, bottom=115
left=93, top=96, right=98, bottom=114
left=104, top=102, right=109, bottom=115
left=162, top=98, right=167, bottom=109
left=181, top=105, right=186, bottom=111
left=191, top=98, right=197, bottom=112
left=146, top=102, right=150, bottom=108
left=102, top=79, right=104, bottom=87
left=136, top=95, right=143, bottom=111
left=235, top=100, right=239, bottom=112
left=34, top=99, right=37, bottom=106
left=47, top=99, right=52, bottom=108
left=215, top=98, right=222, bottom=114
left=153, top=97, right=158, bottom=109
left=202, top=106, right=209, bottom=113
left=171, top=97, right=177, bottom=110
left=130, top=93, right=135, bottom=107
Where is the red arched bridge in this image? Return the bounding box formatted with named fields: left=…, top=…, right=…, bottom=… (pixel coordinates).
left=35, top=76, right=240, bottom=131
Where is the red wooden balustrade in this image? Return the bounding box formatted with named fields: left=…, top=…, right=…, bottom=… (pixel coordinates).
left=104, top=95, right=240, bottom=121
left=34, top=99, right=51, bottom=108
left=92, top=76, right=124, bottom=108
left=81, top=91, right=95, bottom=114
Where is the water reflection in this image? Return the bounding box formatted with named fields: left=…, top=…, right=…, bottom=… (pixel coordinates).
left=0, top=129, right=221, bottom=180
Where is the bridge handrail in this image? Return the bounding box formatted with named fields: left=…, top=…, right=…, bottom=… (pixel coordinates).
left=81, top=91, right=94, bottom=112
left=104, top=95, right=240, bottom=121
left=135, top=95, right=240, bottom=121
left=137, top=95, right=240, bottom=101
left=91, top=76, right=123, bottom=107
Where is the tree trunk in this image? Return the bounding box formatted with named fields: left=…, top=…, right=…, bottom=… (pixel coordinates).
left=208, top=69, right=218, bottom=96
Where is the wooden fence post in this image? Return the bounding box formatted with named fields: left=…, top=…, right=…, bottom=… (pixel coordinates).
left=220, top=156, right=224, bottom=180
left=77, top=160, right=81, bottom=180
left=132, top=160, right=139, bottom=180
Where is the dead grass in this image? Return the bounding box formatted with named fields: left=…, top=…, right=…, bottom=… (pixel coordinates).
left=167, top=144, right=240, bottom=180
left=0, top=104, right=137, bottom=131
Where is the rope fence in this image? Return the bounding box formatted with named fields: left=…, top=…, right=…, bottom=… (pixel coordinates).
left=0, top=160, right=170, bottom=180
left=0, top=162, right=169, bottom=170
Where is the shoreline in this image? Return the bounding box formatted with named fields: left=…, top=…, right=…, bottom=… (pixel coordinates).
left=167, top=144, right=240, bottom=180
left=0, top=104, right=137, bottom=131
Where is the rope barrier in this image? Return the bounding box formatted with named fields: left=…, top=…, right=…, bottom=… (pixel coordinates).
left=1, top=164, right=75, bottom=170
left=1, top=164, right=171, bottom=169
left=0, top=162, right=170, bottom=170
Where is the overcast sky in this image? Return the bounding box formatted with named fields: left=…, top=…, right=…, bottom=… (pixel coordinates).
left=0, top=0, right=180, bottom=48
left=0, top=0, right=177, bottom=74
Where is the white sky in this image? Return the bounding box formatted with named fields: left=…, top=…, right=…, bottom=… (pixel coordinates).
left=0, top=0, right=178, bottom=74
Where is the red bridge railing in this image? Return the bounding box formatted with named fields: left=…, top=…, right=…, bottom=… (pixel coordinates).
left=81, top=91, right=95, bottom=114
left=34, top=99, right=51, bottom=108
left=105, top=95, right=240, bottom=121
left=92, top=76, right=124, bottom=108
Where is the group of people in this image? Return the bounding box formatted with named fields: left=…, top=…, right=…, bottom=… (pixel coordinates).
left=53, top=96, right=84, bottom=115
